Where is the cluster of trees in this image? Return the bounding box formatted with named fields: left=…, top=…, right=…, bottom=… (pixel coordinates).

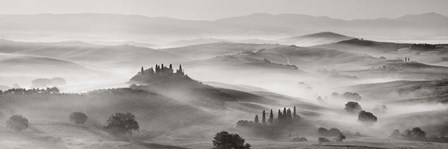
left=212, top=131, right=251, bottom=149
left=0, top=87, right=60, bottom=95
left=344, top=101, right=378, bottom=124
left=332, top=92, right=362, bottom=101
left=317, top=127, right=346, bottom=142
left=391, top=127, right=448, bottom=143
left=410, top=43, right=437, bottom=49
left=130, top=64, right=186, bottom=83
left=391, top=127, right=426, bottom=141
left=5, top=112, right=139, bottom=139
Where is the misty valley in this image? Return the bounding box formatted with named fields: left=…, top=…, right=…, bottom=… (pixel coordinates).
left=1, top=12, right=448, bottom=149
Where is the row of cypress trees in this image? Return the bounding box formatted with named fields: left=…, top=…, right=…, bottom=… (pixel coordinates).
left=254, top=106, right=300, bottom=125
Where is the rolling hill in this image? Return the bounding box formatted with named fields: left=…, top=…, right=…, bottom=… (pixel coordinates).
left=0, top=39, right=187, bottom=72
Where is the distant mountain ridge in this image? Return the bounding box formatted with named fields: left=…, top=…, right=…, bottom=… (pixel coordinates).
left=0, top=12, right=447, bottom=42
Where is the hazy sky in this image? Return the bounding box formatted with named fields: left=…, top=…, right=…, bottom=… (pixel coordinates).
left=0, top=0, right=447, bottom=20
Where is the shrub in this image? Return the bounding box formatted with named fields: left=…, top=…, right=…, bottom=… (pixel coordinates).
left=212, top=131, right=251, bottom=149
left=104, top=112, right=139, bottom=136
left=318, top=137, right=330, bottom=143
left=6, top=115, right=29, bottom=132
left=69, top=112, right=88, bottom=125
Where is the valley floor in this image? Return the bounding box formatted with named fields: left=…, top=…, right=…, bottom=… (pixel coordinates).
left=1, top=121, right=448, bottom=149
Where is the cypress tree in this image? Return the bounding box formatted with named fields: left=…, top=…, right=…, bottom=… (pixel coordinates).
left=287, top=108, right=292, bottom=120
left=141, top=66, right=144, bottom=74
left=262, top=110, right=266, bottom=124
left=293, top=106, right=297, bottom=118
left=254, top=115, right=259, bottom=123
left=269, top=109, right=274, bottom=124
left=283, top=107, right=287, bottom=118
left=278, top=109, right=282, bottom=122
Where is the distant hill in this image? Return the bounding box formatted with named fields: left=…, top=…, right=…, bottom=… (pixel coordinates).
left=164, top=42, right=280, bottom=60
left=0, top=53, right=98, bottom=76
left=276, top=32, right=354, bottom=46
left=315, top=38, right=448, bottom=67
left=345, top=80, right=448, bottom=103
left=0, top=39, right=187, bottom=72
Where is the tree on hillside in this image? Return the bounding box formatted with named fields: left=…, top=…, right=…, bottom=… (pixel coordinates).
left=6, top=115, right=29, bottom=132
left=345, top=102, right=362, bottom=113
left=358, top=110, right=377, bottom=123
left=104, top=112, right=139, bottom=136
left=406, top=127, right=426, bottom=139
left=212, top=131, right=251, bottom=149
left=69, top=112, right=88, bottom=125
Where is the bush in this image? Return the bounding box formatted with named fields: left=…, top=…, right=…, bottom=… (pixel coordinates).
left=104, top=112, right=139, bottom=136
left=358, top=110, right=377, bottom=123
left=69, top=112, right=88, bottom=125
left=345, top=102, right=362, bottom=113
left=318, top=137, right=330, bottom=143
left=291, top=137, right=307, bottom=142
left=212, top=131, right=251, bottom=149
left=6, top=115, right=29, bottom=132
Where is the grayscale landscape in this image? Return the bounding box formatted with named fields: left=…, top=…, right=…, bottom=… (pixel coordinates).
left=0, top=0, right=448, bottom=148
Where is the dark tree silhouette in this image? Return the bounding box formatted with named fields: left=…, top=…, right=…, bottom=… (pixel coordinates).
left=293, top=106, right=297, bottom=118
left=406, top=127, right=426, bottom=139
left=345, top=101, right=362, bottom=113
left=104, top=112, right=139, bottom=136
left=212, top=131, right=251, bottom=149
left=269, top=109, right=274, bottom=124
left=262, top=110, right=266, bottom=124
left=6, top=115, right=29, bottom=132
left=69, top=112, right=88, bottom=125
